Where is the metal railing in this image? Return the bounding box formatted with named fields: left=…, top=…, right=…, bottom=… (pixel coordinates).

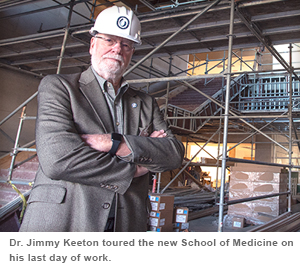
left=233, top=73, right=300, bottom=112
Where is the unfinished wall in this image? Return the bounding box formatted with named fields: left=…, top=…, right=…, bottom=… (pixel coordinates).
left=0, top=68, right=40, bottom=157
left=255, top=134, right=272, bottom=163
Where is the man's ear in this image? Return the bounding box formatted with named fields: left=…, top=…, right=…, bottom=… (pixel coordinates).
left=89, top=37, right=95, bottom=55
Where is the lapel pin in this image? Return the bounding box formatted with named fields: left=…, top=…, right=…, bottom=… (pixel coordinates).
left=132, top=103, right=137, bottom=108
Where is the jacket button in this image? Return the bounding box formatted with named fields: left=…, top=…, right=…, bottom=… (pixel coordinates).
left=102, top=203, right=110, bottom=209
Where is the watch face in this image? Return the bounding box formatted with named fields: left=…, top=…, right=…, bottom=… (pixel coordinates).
left=112, top=133, right=123, bottom=141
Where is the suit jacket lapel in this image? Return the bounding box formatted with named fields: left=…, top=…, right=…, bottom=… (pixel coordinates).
left=79, top=67, right=114, bottom=133
left=123, top=88, right=141, bottom=135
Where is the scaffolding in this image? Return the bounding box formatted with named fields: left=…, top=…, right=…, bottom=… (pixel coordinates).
left=1, top=0, right=300, bottom=231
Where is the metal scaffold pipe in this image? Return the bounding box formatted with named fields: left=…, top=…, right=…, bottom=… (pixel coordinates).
left=7, top=107, right=27, bottom=181
left=57, top=0, right=75, bottom=74
left=218, top=0, right=235, bottom=232
left=288, top=43, right=293, bottom=212
left=0, top=92, right=38, bottom=127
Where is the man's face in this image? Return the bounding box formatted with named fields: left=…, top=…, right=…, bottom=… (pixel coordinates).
left=89, top=33, right=135, bottom=82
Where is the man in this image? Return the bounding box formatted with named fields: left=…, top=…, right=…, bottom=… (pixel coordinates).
left=19, top=6, right=184, bottom=232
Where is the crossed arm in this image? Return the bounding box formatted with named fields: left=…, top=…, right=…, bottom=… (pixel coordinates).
left=80, top=129, right=167, bottom=177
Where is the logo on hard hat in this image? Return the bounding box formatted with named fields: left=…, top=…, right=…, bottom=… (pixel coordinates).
left=116, top=16, right=130, bottom=29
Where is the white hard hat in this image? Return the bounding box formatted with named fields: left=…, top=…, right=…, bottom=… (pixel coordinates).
left=89, top=6, right=142, bottom=45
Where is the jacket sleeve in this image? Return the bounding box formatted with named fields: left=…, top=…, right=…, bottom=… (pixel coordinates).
left=35, top=75, right=136, bottom=195
left=124, top=98, right=185, bottom=172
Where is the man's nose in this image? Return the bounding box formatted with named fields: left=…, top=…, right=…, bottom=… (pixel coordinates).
left=111, top=41, right=122, bottom=52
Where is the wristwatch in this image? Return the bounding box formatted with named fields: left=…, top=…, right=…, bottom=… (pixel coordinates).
left=109, top=133, right=123, bottom=156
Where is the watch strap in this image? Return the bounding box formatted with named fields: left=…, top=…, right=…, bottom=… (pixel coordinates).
left=109, top=133, right=123, bottom=156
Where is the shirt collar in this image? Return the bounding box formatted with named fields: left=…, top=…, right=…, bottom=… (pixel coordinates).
left=91, top=66, right=129, bottom=96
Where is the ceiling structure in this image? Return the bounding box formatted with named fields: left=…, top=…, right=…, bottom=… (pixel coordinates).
left=0, top=0, right=299, bottom=142
left=0, top=0, right=299, bottom=78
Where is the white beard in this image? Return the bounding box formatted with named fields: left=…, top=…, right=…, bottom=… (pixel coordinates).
left=92, top=54, right=126, bottom=82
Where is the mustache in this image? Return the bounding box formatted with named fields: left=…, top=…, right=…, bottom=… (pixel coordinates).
left=102, top=54, right=124, bottom=63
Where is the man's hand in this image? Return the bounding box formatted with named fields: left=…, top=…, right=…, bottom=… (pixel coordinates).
left=150, top=129, right=166, bottom=138
left=134, top=165, right=150, bottom=177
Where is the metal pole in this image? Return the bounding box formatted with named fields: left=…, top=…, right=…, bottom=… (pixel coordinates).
left=124, top=0, right=221, bottom=76
left=166, top=114, right=288, bottom=120
left=164, top=56, right=173, bottom=120
left=7, top=106, right=27, bottom=181
left=57, top=0, right=75, bottom=74
left=127, top=68, right=300, bottom=84
left=157, top=172, right=162, bottom=193
left=0, top=91, right=38, bottom=127
left=127, top=73, right=225, bottom=84
left=288, top=43, right=293, bottom=212
left=215, top=117, right=222, bottom=201
left=218, top=0, right=235, bottom=232
left=251, top=135, right=254, bottom=160
left=227, top=157, right=291, bottom=168
left=146, top=58, right=153, bottom=94
left=227, top=191, right=290, bottom=205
